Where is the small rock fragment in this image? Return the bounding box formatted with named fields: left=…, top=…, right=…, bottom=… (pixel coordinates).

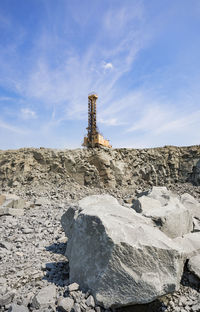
left=74, top=303, right=81, bottom=312
left=68, top=282, right=79, bottom=292
left=57, top=297, right=74, bottom=312
left=86, top=295, right=95, bottom=308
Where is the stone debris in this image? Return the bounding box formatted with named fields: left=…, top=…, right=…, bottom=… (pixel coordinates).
left=0, top=145, right=200, bottom=311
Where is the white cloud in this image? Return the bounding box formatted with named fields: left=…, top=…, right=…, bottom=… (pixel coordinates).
left=20, top=108, right=37, bottom=120
left=102, top=62, right=113, bottom=71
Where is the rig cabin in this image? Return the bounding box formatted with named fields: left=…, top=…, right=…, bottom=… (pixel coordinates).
left=83, top=93, right=111, bottom=148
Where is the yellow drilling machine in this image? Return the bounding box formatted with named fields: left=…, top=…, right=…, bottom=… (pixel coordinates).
left=83, top=93, right=112, bottom=148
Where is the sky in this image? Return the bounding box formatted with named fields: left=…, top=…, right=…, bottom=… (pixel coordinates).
left=0, top=0, right=200, bottom=149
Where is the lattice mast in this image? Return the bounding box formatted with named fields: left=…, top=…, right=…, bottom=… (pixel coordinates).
left=83, top=93, right=111, bottom=148
left=87, top=93, right=98, bottom=147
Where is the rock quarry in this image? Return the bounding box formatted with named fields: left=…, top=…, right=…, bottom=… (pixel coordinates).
left=0, top=145, right=200, bottom=312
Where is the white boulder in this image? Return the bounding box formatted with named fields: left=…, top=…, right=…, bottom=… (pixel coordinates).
left=180, top=193, right=200, bottom=220
left=132, top=187, right=193, bottom=238
left=61, top=194, right=185, bottom=309
left=174, top=232, right=200, bottom=258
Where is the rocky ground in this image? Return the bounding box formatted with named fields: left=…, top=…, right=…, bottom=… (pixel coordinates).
left=0, top=146, right=200, bottom=312
left=0, top=182, right=200, bottom=312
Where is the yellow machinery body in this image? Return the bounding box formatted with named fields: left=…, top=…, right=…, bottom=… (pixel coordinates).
left=83, top=93, right=111, bottom=148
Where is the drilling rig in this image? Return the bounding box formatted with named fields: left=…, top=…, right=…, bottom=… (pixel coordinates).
left=83, top=93, right=111, bottom=148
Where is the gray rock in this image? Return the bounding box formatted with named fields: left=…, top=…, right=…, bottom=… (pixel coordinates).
left=73, top=303, right=81, bottom=312
left=31, top=285, right=56, bottom=309
left=86, top=295, right=95, bottom=307
left=188, top=255, right=200, bottom=279
left=35, top=197, right=50, bottom=206
left=61, top=194, right=185, bottom=308
left=132, top=187, right=193, bottom=238
left=0, top=207, right=24, bottom=217
left=8, top=303, right=29, bottom=312
left=68, top=282, right=79, bottom=292
left=0, top=194, right=6, bottom=205
left=22, top=228, right=34, bottom=234
left=174, top=232, right=200, bottom=257
left=57, top=297, right=74, bottom=312
left=181, top=193, right=200, bottom=219
left=0, top=291, right=16, bottom=307
left=191, top=304, right=200, bottom=312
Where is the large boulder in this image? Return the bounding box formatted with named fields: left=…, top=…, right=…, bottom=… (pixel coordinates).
left=61, top=195, right=185, bottom=309
left=174, top=232, right=200, bottom=258
left=132, top=187, right=193, bottom=238
left=180, top=193, right=200, bottom=220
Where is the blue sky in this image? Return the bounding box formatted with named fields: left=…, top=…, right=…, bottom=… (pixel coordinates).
left=0, top=0, right=200, bottom=149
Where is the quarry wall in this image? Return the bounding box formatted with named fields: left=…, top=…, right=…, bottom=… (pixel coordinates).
left=0, top=145, right=200, bottom=189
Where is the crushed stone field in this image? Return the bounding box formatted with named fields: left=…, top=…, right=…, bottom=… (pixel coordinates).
left=0, top=146, right=200, bottom=312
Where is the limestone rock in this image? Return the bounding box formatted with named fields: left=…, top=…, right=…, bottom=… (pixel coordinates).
left=1, top=194, right=25, bottom=209
left=57, top=297, right=74, bottom=312
left=0, top=146, right=200, bottom=190
left=31, top=285, right=56, bottom=309
left=132, top=187, right=193, bottom=238
left=188, top=255, right=200, bottom=279
left=180, top=193, right=200, bottom=219
left=0, top=207, right=24, bottom=217
left=174, top=232, right=200, bottom=258
left=0, top=291, right=16, bottom=307
left=35, top=197, right=50, bottom=206
left=8, top=303, right=29, bottom=312
left=68, top=282, right=79, bottom=292
left=61, top=194, right=185, bottom=308
left=86, top=295, right=95, bottom=307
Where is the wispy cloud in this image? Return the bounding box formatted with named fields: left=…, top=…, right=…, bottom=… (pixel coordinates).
left=0, top=120, right=27, bottom=134
left=20, top=108, right=37, bottom=120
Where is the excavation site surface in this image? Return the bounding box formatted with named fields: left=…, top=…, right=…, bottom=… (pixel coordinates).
left=0, top=145, right=200, bottom=312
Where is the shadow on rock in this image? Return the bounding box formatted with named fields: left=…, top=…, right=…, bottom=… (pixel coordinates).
left=42, top=261, right=69, bottom=287
left=181, top=261, right=200, bottom=291
left=45, top=242, right=67, bottom=255
left=116, top=300, right=164, bottom=312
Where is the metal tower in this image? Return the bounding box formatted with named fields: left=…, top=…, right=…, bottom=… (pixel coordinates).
left=83, top=93, right=111, bottom=148
left=87, top=93, right=98, bottom=147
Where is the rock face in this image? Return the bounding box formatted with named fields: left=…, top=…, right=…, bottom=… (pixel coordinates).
left=61, top=195, right=185, bottom=309
left=0, top=145, right=200, bottom=190
left=132, top=187, right=193, bottom=238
